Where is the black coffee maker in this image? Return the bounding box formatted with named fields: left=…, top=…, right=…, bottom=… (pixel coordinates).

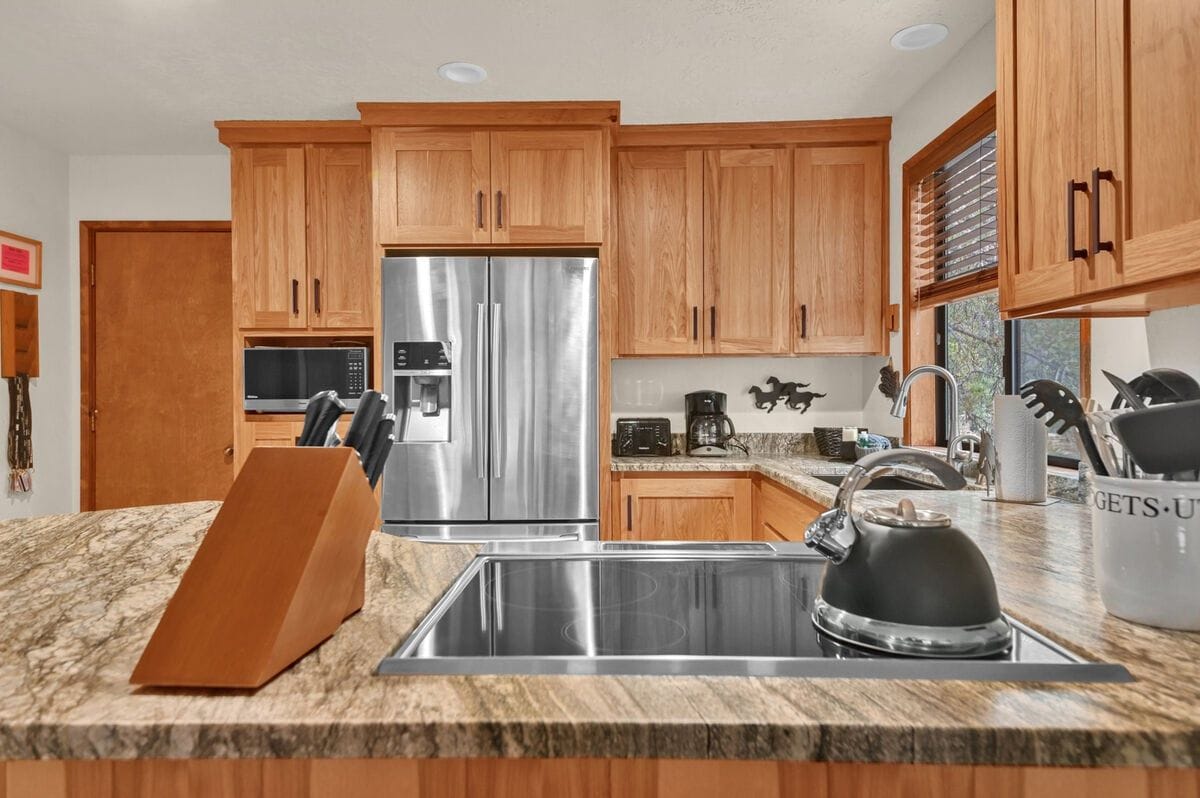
left=685, top=391, right=736, bottom=457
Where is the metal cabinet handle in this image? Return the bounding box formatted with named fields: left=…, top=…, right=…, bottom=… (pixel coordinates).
left=476, top=190, right=484, bottom=230
left=291, top=279, right=299, bottom=315
left=313, top=278, right=321, bottom=315
left=800, top=304, right=808, bottom=339
left=495, top=191, right=504, bottom=229
left=223, top=445, right=234, bottom=458
left=692, top=306, right=698, bottom=342
left=475, top=302, right=487, bottom=480
left=1090, top=167, right=1115, bottom=255
left=709, top=306, right=716, bottom=339
left=1066, top=179, right=1089, bottom=261
left=490, top=303, right=503, bottom=479
left=626, top=495, right=633, bottom=533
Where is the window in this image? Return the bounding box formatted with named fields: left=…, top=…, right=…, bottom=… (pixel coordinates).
left=903, top=93, right=1089, bottom=463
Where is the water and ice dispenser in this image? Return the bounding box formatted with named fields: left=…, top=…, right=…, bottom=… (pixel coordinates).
left=393, top=341, right=451, bottom=442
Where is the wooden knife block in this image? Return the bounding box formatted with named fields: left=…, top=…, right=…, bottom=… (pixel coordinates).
left=131, top=447, right=379, bottom=689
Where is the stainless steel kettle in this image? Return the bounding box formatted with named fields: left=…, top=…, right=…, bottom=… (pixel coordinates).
left=804, top=449, right=1012, bottom=658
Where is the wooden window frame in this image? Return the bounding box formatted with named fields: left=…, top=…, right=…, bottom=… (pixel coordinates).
left=902, top=93, right=1090, bottom=446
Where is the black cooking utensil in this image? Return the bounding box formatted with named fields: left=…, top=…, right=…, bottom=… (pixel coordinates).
left=1110, top=399, right=1200, bottom=479
left=296, top=391, right=346, bottom=447
left=362, top=414, right=396, bottom=489
left=1019, top=379, right=1109, bottom=476
left=342, top=390, right=387, bottom=454
left=1103, top=370, right=1145, bottom=410
left=1141, top=368, right=1200, bottom=403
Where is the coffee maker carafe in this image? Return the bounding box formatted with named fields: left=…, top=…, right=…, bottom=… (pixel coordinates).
left=685, top=391, right=736, bottom=457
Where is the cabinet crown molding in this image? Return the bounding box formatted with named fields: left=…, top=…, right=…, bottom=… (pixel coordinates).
left=215, top=121, right=370, bottom=146
left=357, top=100, right=620, bottom=128
left=616, top=117, right=892, bottom=149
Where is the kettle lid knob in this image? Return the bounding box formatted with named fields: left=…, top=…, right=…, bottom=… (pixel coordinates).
left=862, top=499, right=952, bottom=529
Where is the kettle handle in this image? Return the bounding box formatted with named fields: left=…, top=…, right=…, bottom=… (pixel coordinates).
left=806, top=449, right=966, bottom=563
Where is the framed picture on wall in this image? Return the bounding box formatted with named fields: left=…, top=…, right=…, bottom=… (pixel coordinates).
left=0, top=230, right=42, bottom=290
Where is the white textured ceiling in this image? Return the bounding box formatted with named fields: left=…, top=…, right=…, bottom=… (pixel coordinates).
left=0, top=0, right=993, bottom=155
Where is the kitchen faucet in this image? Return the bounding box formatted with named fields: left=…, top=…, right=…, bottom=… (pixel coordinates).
left=890, top=365, right=979, bottom=466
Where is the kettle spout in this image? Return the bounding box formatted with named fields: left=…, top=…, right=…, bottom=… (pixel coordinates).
left=804, top=508, right=858, bottom=564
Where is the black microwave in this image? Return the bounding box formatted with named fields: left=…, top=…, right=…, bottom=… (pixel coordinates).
left=243, top=347, right=368, bottom=412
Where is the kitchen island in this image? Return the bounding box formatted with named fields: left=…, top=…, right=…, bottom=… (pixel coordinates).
left=1, top=466, right=1199, bottom=795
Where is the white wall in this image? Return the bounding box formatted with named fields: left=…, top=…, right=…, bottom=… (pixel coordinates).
left=0, top=122, right=71, bottom=519
left=66, top=154, right=230, bottom=510
left=612, top=357, right=870, bottom=434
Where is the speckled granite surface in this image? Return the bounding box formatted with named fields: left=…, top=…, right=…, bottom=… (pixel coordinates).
left=1, top=491, right=1198, bottom=766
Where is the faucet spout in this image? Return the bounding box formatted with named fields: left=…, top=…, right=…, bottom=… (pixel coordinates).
left=889, top=365, right=961, bottom=464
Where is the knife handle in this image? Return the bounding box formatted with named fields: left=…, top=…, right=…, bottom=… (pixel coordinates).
left=343, top=390, right=385, bottom=453
left=363, top=415, right=396, bottom=488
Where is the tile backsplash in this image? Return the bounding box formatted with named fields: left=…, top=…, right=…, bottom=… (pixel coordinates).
left=611, top=356, right=881, bottom=434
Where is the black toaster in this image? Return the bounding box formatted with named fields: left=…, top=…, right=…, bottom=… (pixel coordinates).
left=613, top=418, right=672, bottom=457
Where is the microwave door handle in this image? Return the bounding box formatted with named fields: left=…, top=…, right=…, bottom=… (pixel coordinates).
left=475, top=302, right=487, bottom=480
left=490, top=303, right=503, bottom=480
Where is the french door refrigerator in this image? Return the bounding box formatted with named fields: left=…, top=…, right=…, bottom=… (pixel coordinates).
left=380, top=256, right=598, bottom=541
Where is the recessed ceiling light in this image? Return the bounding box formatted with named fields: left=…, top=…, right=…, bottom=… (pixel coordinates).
left=437, top=62, right=488, bottom=84
left=890, top=23, right=950, bottom=51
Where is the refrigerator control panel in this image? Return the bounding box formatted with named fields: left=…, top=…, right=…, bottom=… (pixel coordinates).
left=393, top=341, right=450, bottom=372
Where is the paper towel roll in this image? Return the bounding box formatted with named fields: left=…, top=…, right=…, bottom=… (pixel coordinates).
left=993, top=395, right=1047, bottom=503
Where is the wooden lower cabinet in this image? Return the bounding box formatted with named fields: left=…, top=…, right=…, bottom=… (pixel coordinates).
left=242, top=418, right=351, bottom=467
left=615, top=475, right=753, bottom=541
left=755, top=479, right=824, bottom=542
left=2, top=759, right=1195, bottom=798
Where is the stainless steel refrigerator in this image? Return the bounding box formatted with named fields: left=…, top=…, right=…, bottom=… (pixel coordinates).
left=380, top=256, right=598, bottom=541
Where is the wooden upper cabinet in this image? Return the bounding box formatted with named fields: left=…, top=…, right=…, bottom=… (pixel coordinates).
left=1096, top=0, right=1200, bottom=292
left=792, top=145, right=885, bottom=354
left=617, top=150, right=704, bottom=355
left=490, top=130, right=605, bottom=244
left=1002, top=0, right=1098, bottom=312
left=373, top=129, right=491, bottom=245
left=999, top=0, right=1200, bottom=314
left=306, top=144, right=373, bottom=329
left=231, top=146, right=308, bottom=329
left=703, top=148, right=791, bottom=354
left=618, top=476, right=752, bottom=541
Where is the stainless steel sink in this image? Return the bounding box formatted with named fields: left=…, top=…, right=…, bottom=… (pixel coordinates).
left=377, top=541, right=1131, bottom=682
left=809, top=473, right=942, bottom=490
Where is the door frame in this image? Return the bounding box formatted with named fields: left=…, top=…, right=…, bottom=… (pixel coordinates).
left=79, top=221, right=232, bottom=511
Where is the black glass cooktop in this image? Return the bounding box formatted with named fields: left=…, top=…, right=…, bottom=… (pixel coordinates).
left=378, top=544, right=1132, bottom=682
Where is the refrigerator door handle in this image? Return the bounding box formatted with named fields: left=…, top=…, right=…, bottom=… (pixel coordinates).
left=490, top=302, right=503, bottom=479
left=475, top=302, right=487, bottom=480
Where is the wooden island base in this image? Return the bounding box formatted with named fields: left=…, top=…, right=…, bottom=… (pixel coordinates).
left=2, top=759, right=1197, bottom=797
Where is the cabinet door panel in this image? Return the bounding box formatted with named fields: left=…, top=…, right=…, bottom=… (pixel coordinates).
left=231, top=146, right=307, bottom=329
left=373, top=129, right=490, bottom=245
left=1098, top=0, right=1200, bottom=289
left=703, top=149, right=791, bottom=354
left=617, top=150, right=704, bottom=355
left=619, top=477, right=752, bottom=541
left=793, top=146, right=885, bottom=354
left=307, top=144, right=373, bottom=329
left=491, top=130, right=604, bottom=244
left=755, top=480, right=823, bottom=543
left=1004, top=0, right=1097, bottom=311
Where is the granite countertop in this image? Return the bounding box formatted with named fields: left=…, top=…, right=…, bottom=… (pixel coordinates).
left=1, top=487, right=1199, bottom=767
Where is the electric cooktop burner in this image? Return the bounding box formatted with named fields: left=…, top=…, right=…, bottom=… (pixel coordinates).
left=378, top=542, right=1132, bottom=682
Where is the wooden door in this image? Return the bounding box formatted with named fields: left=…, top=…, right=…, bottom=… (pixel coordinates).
left=1096, top=0, right=1200, bottom=291
left=231, top=146, right=307, bottom=328
left=1001, top=0, right=1098, bottom=312
left=617, top=150, right=704, bottom=355
left=372, top=128, right=491, bottom=245
left=91, top=230, right=235, bottom=509
left=618, top=477, right=752, bottom=541
left=754, top=480, right=823, bottom=543
left=792, top=145, right=885, bottom=354
left=306, top=144, right=373, bottom=329
left=703, top=149, right=791, bottom=353
left=490, top=130, right=605, bottom=244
